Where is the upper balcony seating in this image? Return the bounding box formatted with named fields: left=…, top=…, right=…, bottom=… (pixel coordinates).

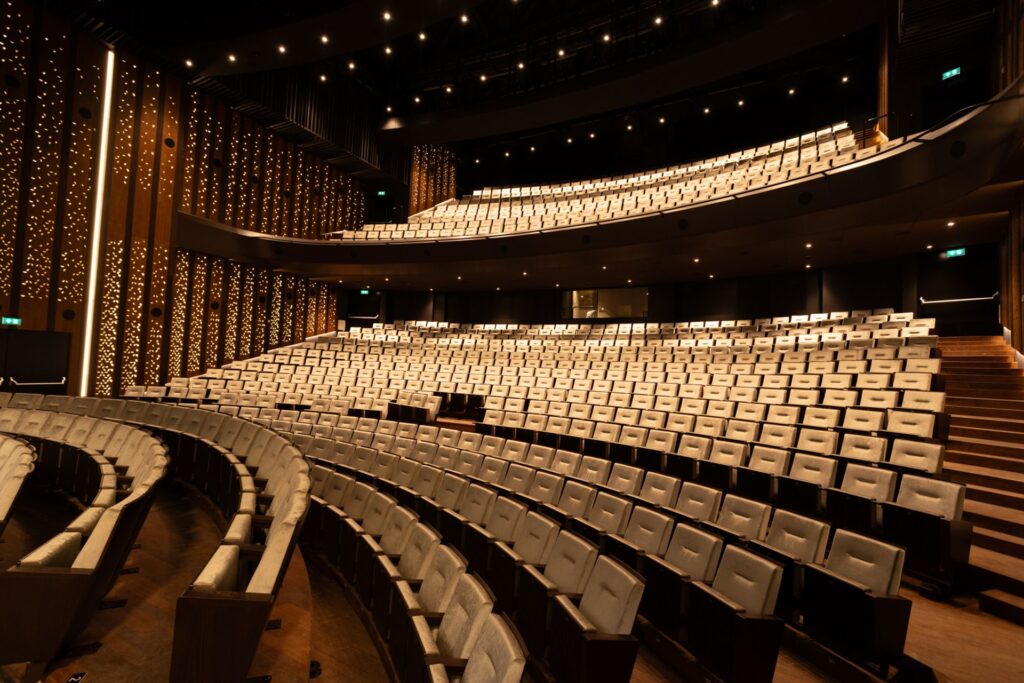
left=331, top=124, right=908, bottom=243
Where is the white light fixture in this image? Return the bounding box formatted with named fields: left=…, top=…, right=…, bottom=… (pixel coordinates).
left=654, top=16, right=662, bottom=25
left=385, top=277, right=390, bottom=282
left=321, top=34, right=330, bottom=44
left=703, top=107, right=710, bottom=114
left=383, top=10, right=392, bottom=21
left=603, top=33, right=611, bottom=42
left=277, top=44, right=287, bottom=54
left=558, top=48, right=565, bottom=57
left=627, top=279, right=632, bottom=283
left=626, top=124, right=633, bottom=131
left=737, top=99, right=744, bottom=107
left=529, top=145, right=536, bottom=152
left=457, top=275, right=463, bottom=280
left=385, top=46, right=392, bottom=55
left=474, top=159, right=480, bottom=164
left=227, top=53, right=237, bottom=63
left=709, top=274, right=715, bottom=279
left=693, top=257, right=700, bottom=263
left=480, top=73, right=487, bottom=82
left=947, top=221, right=956, bottom=227
left=413, top=95, right=421, bottom=103
left=461, top=13, right=469, bottom=23
left=805, top=242, right=812, bottom=248
left=445, top=85, right=453, bottom=94
left=841, top=75, right=849, bottom=83
left=320, top=74, right=327, bottom=82
left=419, top=32, right=427, bottom=41
left=496, top=286, right=501, bottom=291
left=712, top=0, right=719, bottom=6
left=555, top=283, right=560, bottom=287
left=517, top=61, right=525, bottom=70
left=658, top=116, right=666, bottom=124
left=504, top=151, right=510, bottom=157
left=522, top=271, right=528, bottom=276
left=566, top=137, right=573, bottom=144
left=349, top=61, right=357, bottom=70
left=184, top=58, right=194, bottom=68
left=385, top=105, right=392, bottom=113
left=805, top=264, right=811, bottom=269
left=81, top=49, right=116, bottom=397
left=926, top=244, right=934, bottom=250
left=602, top=265, right=607, bottom=270
left=788, top=88, right=795, bottom=95
left=588, top=132, right=595, bottom=139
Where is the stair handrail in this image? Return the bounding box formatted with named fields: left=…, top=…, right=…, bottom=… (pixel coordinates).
left=919, top=292, right=999, bottom=305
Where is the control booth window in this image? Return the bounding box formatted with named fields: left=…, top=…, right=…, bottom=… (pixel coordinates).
left=562, top=287, right=649, bottom=319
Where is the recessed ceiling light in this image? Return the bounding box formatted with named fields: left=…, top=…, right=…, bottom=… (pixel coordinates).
left=602, top=265, right=607, bottom=270
left=703, top=107, right=711, bottom=114
left=522, top=271, right=528, bottom=276
left=277, top=44, right=287, bottom=54
left=457, top=275, right=463, bottom=280
left=385, top=105, right=392, bottom=112
left=788, top=88, right=796, bottom=95
left=474, top=159, right=479, bottom=164
left=712, top=0, right=719, bottom=6
left=926, top=244, right=933, bottom=250
left=517, top=61, right=525, bottom=70
left=709, top=274, right=715, bottom=279
left=227, top=53, right=237, bottom=63
left=588, top=132, right=595, bottom=139
left=383, top=10, right=392, bottom=21
left=627, top=278, right=632, bottom=283
left=384, top=46, right=392, bottom=55
left=496, top=286, right=501, bottom=291
left=658, top=116, right=666, bottom=124
left=558, top=48, right=566, bottom=57
left=737, top=99, right=744, bottom=106
left=555, top=283, right=560, bottom=287
left=480, top=73, right=487, bottom=82
left=413, top=96, right=420, bottom=103
left=566, top=136, right=573, bottom=144
left=419, top=32, right=427, bottom=41
left=461, top=13, right=469, bottom=23
left=429, top=287, right=434, bottom=291
left=445, top=85, right=453, bottom=94
left=947, top=221, right=956, bottom=227
left=349, top=61, right=356, bottom=70
left=529, top=146, right=536, bottom=152
left=603, top=33, right=611, bottom=42
left=321, top=34, right=330, bottom=44
left=504, top=151, right=510, bottom=157
left=693, top=257, right=700, bottom=263
left=654, top=16, right=662, bottom=25
left=385, top=277, right=390, bottom=282
left=805, top=242, right=812, bottom=248
left=805, top=264, right=811, bottom=269
left=626, top=124, right=633, bottom=131
left=841, top=75, right=849, bottom=83
left=184, top=59, right=194, bottom=68
left=320, top=74, right=327, bottom=82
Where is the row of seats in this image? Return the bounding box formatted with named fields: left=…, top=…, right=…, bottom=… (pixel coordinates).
left=0, top=434, right=35, bottom=534
left=0, top=406, right=168, bottom=666
left=304, top=417, right=914, bottom=680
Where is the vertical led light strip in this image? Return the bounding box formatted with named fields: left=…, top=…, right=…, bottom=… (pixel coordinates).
left=79, top=49, right=115, bottom=396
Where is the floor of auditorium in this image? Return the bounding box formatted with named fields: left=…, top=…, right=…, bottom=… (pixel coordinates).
left=2, top=480, right=1023, bottom=682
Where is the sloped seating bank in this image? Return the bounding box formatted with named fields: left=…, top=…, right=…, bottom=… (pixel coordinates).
left=0, top=393, right=309, bottom=682
left=0, top=398, right=167, bottom=666
left=0, top=432, right=35, bottom=535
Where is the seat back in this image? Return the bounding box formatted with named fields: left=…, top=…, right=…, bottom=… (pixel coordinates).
left=840, top=464, right=897, bottom=501
left=543, top=531, right=599, bottom=594
left=895, top=475, right=965, bottom=520
left=710, top=546, right=783, bottom=617
left=715, top=495, right=770, bottom=540
left=787, top=453, right=837, bottom=487
left=888, top=439, right=944, bottom=474
left=511, top=511, right=559, bottom=565
left=458, top=614, right=526, bottom=683
left=764, top=510, right=829, bottom=563
left=436, top=574, right=495, bottom=659
left=577, top=556, right=645, bottom=635
left=663, top=523, right=723, bottom=581
left=398, top=523, right=442, bottom=580
left=418, top=545, right=468, bottom=614
left=674, top=482, right=722, bottom=522
left=621, top=507, right=673, bottom=556
left=825, top=529, right=905, bottom=595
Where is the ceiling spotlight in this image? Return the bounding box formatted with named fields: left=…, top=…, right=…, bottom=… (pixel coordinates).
left=603, top=33, right=611, bottom=42
left=496, top=286, right=501, bottom=291
left=558, top=48, right=566, bottom=57
left=383, top=10, right=392, bottom=21
left=626, top=124, right=633, bottom=131
left=457, top=275, right=463, bottom=280
left=522, top=271, right=528, bottom=276
left=703, top=107, right=711, bottom=114
left=384, top=277, right=390, bottom=282
left=712, top=0, right=720, bottom=6
left=555, top=283, right=560, bottom=287
left=184, top=59, right=194, bottom=68
left=627, top=278, right=633, bottom=283
left=227, top=53, right=237, bottom=63
left=529, top=146, right=536, bottom=152
left=474, top=159, right=480, bottom=164
left=413, top=96, right=420, bottom=103
left=384, top=46, right=392, bottom=55
left=805, top=264, right=811, bottom=269
left=693, top=257, right=700, bottom=263
left=277, top=44, right=287, bottom=54
left=805, top=242, right=812, bottom=248
left=566, top=137, right=573, bottom=144
left=926, top=244, right=934, bottom=250
left=602, top=265, right=607, bottom=270
left=658, top=116, right=666, bottom=124
left=788, top=88, right=796, bottom=95
left=429, top=288, right=434, bottom=292
left=419, top=32, right=427, bottom=41
left=517, top=61, right=525, bottom=70
left=445, top=85, right=453, bottom=94
left=461, top=13, right=469, bottom=24
left=349, top=61, right=356, bottom=70
left=320, top=34, right=330, bottom=44
left=737, top=99, right=744, bottom=107
left=841, top=75, right=849, bottom=83
left=319, top=74, right=327, bottom=82
left=480, top=73, right=487, bottom=82
left=947, top=221, right=956, bottom=227
left=588, top=132, right=595, bottom=139
left=385, top=105, right=392, bottom=112
left=654, top=16, right=662, bottom=25
left=504, top=151, right=510, bottom=158
left=709, top=274, right=715, bottom=279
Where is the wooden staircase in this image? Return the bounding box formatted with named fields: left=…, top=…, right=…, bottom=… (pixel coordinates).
left=938, top=336, right=1024, bottom=625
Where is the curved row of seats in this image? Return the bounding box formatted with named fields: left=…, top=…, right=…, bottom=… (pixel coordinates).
left=0, top=433, right=35, bottom=535
left=301, top=416, right=917, bottom=680
left=0, top=405, right=168, bottom=666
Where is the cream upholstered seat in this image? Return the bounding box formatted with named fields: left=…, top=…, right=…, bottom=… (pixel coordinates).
left=888, top=439, right=943, bottom=474
left=486, top=510, right=559, bottom=612
left=707, top=495, right=770, bottom=542
left=461, top=496, right=527, bottom=571
left=389, top=545, right=468, bottom=646
left=426, top=614, right=526, bottom=683
left=605, top=505, right=674, bottom=568
left=547, top=556, right=645, bottom=683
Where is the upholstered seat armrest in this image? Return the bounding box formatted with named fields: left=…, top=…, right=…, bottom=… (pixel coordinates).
left=192, top=545, right=240, bottom=592
left=803, top=563, right=872, bottom=593
left=520, top=563, right=559, bottom=595
left=552, top=594, right=596, bottom=632
left=224, top=514, right=253, bottom=544
left=18, top=531, right=82, bottom=568
left=690, top=580, right=748, bottom=613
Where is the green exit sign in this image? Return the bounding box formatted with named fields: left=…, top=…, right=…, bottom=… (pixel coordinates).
left=376, top=190, right=387, bottom=197
left=944, top=248, right=966, bottom=258
left=359, top=289, right=371, bottom=295
left=942, top=67, right=961, bottom=81
left=1, top=316, right=21, bottom=326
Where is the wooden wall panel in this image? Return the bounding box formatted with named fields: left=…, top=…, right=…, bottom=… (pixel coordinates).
left=409, top=144, right=457, bottom=215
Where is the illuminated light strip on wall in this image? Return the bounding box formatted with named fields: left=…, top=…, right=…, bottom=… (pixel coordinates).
left=79, top=49, right=115, bottom=396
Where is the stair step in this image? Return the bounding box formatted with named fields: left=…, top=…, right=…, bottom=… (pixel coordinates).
left=947, top=436, right=1024, bottom=458
left=971, top=546, right=1024, bottom=592
left=943, top=461, right=1024, bottom=495
left=972, top=526, right=1024, bottom=559
left=978, top=590, right=1024, bottom=626
left=947, top=396, right=1024, bottom=412
left=947, top=404, right=1024, bottom=420
left=942, top=366, right=1022, bottom=375
left=944, top=388, right=1024, bottom=400
left=965, top=482, right=1024, bottom=509
left=947, top=450, right=1024, bottom=474
left=950, top=416, right=1024, bottom=434
left=964, top=499, right=1024, bottom=537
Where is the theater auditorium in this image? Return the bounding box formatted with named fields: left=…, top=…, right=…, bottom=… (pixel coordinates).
left=2, top=0, right=1024, bottom=681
